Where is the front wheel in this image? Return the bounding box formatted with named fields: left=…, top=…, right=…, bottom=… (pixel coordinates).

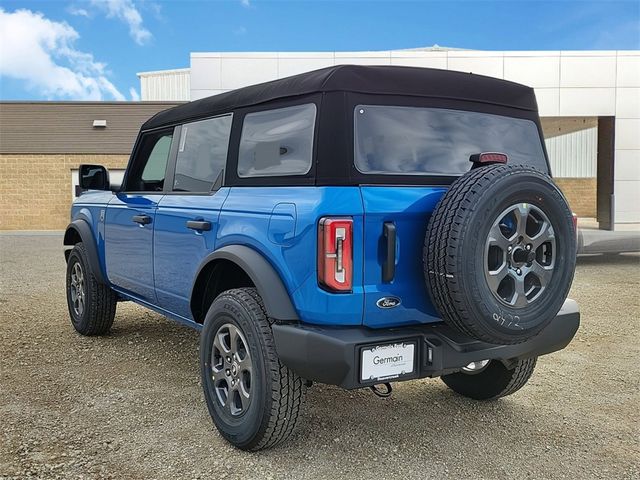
left=441, top=357, right=537, bottom=400
left=200, top=288, right=306, bottom=450
left=66, top=242, right=117, bottom=336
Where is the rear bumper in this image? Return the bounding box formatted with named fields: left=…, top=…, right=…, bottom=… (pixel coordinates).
left=273, top=299, right=580, bottom=390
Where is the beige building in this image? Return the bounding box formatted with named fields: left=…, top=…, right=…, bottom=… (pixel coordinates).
left=0, top=47, right=637, bottom=231
left=0, top=102, right=180, bottom=230
left=0, top=100, right=596, bottom=231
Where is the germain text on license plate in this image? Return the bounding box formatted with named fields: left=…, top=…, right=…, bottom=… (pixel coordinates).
left=360, top=342, right=415, bottom=382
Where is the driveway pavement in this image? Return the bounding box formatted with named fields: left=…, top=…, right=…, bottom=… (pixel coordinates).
left=0, top=234, right=638, bottom=479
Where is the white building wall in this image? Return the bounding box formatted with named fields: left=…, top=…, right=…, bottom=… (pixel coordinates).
left=545, top=126, right=598, bottom=178
left=148, top=48, right=640, bottom=224
left=138, top=68, right=191, bottom=101
left=614, top=52, right=640, bottom=223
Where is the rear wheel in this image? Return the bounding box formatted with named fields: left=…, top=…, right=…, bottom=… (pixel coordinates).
left=200, top=288, right=305, bottom=451
left=441, top=357, right=537, bottom=400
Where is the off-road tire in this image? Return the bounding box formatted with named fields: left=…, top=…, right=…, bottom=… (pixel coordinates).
left=65, top=242, right=117, bottom=336
left=441, top=357, right=537, bottom=400
left=200, top=288, right=306, bottom=451
left=424, top=164, right=576, bottom=345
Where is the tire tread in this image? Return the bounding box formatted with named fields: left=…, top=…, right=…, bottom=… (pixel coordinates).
left=498, top=357, right=537, bottom=399
left=441, top=357, right=537, bottom=400
left=67, top=242, right=117, bottom=336
left=424, top=164, right=572, bottom=344
left=211, top=288, right=305, bottom=451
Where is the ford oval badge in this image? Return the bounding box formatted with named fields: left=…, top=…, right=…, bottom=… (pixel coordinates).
left=376, top=297, right=401, bottom=309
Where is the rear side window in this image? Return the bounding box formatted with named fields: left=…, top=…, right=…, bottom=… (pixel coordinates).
left=173, top=115, right=232, bottom=192
left=238, top=104, right=316, bottom=178
left=354, top=105, right=547, bottom=175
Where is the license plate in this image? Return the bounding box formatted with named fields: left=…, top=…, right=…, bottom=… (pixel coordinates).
left=360, top=342, right=415, bottom=382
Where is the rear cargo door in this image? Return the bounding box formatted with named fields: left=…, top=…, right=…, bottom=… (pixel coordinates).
left=353, top=103, right=549, bottom=329
left=360, top=186, right=445, bottom=328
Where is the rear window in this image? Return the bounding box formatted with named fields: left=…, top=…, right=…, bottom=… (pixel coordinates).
left=238, top=103, right=316, bottom=178
left=354, top=105, right=547, bottom=175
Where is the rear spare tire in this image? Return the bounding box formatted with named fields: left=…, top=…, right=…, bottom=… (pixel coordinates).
left=424, top=164, right=576, bottom=345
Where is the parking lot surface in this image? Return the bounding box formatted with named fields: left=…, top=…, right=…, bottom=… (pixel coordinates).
left=1, top=234, right=638, bottom=479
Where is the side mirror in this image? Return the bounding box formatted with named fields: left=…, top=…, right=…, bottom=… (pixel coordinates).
left=78, top=164, right=110, bottom=193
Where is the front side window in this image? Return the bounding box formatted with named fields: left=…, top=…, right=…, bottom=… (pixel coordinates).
left=238, top=103, right=316, bottom=178
left=173, top=115, right=232, bottom=192
left=125, top=130, right=173, bottom=192
left=354, top=105, right=547, bottom=175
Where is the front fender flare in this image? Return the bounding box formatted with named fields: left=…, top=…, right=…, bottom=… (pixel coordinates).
left=64, top=219, right=106, bottom=284
left=192, top=245, right=299, bottom=321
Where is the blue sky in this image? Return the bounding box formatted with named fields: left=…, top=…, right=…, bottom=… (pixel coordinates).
left=0, top=0, right=639, bottom=101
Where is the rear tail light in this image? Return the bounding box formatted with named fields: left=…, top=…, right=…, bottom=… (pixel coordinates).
left=318, top=217, right=353, bottom=292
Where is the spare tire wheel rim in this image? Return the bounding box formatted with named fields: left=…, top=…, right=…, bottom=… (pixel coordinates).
left=484, top=202, right=556, bottom=308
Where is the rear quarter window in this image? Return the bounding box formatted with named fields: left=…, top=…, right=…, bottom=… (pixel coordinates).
left=238, top=103, right=316, bottom=178
left=354, top=105, right=547, bottom=175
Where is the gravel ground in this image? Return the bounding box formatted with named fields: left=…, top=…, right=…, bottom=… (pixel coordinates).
left=1, top=234, right=638, bottom=479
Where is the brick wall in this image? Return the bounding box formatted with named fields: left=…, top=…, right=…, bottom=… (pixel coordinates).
left=554, top=178, right=597, bottom=218
left=0, top=154, right=599, bottom=230
left=0, top=154, right=129, bottom=230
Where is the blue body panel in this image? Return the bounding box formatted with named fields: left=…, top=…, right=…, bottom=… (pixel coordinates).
left=360, top=186, right=446, bottom=327
left=153, top=189, right=230, bottom=318
left=104, top=193, right=162, bottom=303
left=70, top=185, right=447, bottom=330
left=217, top=187, right=365, bottom=326
left=70, top=190, right=113, bottom=278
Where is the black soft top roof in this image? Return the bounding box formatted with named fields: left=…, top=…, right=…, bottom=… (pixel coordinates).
left=142, top=64, right=537, bottom=130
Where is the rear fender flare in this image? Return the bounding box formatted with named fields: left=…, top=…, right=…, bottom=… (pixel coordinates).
left=191, top=245, right=299, bottom=321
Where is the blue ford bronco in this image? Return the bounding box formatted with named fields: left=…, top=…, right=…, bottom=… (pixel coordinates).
left=64, top=65, right=579, bottom=450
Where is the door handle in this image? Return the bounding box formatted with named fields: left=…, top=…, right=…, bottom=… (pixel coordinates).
left=132, top=214, right=151, bottom=225
left=186, top=220, right=211, bottom=231
left=382, top=222, right=396, bottom=283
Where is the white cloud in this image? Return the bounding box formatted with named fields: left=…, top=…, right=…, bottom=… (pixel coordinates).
left=67, top=6, right=90, bottom=18
left=0, top=8, right=125, bottom=100
left=129, top=87, right=140, bottom=101
left=240, top=0, right=251, bottom=7
left=89, top=0, right=151, bottom=45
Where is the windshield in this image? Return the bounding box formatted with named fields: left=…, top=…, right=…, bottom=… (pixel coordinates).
left=354, top=105, right=547, bottom=175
